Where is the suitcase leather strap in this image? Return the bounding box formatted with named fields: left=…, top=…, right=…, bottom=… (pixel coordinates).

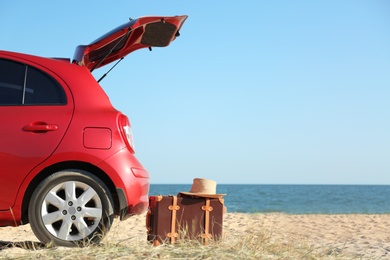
left=201, top=198, right=213, bottom=245
left=167, top=195, right=180, bottom=243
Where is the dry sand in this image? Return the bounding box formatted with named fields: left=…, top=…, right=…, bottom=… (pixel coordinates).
left=224, top=213, right=390, bottom=259
left=1, top=213, right=390, bottom=259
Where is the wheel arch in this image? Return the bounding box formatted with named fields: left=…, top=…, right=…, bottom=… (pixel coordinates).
left=21, top=161, right=119, bottom=224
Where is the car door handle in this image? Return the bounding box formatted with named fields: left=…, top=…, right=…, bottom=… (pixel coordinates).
left=23, top=123, right=59, bottom=132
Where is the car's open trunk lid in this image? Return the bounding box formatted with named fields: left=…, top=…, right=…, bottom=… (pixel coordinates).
left=73, top=15, right=188, bottom=71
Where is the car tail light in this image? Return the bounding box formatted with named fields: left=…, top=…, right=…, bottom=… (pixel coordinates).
left=119, top=114, right=135, bottom=153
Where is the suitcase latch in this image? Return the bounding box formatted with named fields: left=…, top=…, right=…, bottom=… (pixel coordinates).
left=168, top=205, right=180, bottom=210
left=201, top=205, right=213, bottom=212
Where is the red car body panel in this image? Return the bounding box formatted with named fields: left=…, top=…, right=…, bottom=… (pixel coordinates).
left=0, top=14, right=187, bottom=227
left=0, top=53, right=75, bottom=210
left=0, top=51, right=150, bottom=226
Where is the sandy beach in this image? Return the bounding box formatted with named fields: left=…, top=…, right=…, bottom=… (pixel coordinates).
left=1, top=213, right=389, bottom=259
left=224, top=213, right=390, bottom=258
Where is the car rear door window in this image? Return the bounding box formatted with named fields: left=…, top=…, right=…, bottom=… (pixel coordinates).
left=0, top=59, right=25, bottom=105
left=0, top=59, right=66, bottom=105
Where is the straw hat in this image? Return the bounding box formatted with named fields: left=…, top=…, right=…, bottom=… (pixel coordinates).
left=178, top=178, right=226, bottom=198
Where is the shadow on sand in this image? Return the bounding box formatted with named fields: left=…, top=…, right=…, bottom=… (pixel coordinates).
left=0, top=240, right=46, bottom=251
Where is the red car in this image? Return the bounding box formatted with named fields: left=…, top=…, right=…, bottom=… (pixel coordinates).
left=0, top=15, right=187, bottom=246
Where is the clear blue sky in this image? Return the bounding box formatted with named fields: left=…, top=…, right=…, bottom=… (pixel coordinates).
left=1, top=1, right=389, bottom=184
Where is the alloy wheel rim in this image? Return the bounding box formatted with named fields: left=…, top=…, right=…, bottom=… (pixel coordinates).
left=40, top=181, right=103, bottom=241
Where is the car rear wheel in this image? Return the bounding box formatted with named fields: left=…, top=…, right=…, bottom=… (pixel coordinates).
left=28, top=170, right=114, bottom=247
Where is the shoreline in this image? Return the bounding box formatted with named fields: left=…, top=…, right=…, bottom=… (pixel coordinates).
left=1, top=213, right=389, bottom=259
left=151, top=184, right=390, bottom=215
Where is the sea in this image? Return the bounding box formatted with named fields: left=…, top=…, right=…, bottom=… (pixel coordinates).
left=150, top=184, right=390, bottom=214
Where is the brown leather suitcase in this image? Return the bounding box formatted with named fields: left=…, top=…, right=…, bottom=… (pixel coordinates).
left=146, top=195, right=225, bottom=245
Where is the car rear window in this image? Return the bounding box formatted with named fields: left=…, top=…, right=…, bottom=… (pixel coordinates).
left=0, top=59, right=66, bottom=105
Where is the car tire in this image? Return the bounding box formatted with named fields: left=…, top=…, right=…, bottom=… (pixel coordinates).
left=28, top=170, right=114, bottom=247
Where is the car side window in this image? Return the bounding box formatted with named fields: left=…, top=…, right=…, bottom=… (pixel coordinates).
left=0, top=59, right=66, bottom=105
left=0, top=59, right=25, bottom=105
left=24, top=66, right=66, bottom=105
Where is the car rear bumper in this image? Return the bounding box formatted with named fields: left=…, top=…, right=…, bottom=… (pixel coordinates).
left=99, top=148, right=150, bottom=219
left=116, top=187, right=148, bottom=220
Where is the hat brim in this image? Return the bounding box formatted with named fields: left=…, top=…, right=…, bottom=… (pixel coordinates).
left=178, top=192, right=226, bottom=198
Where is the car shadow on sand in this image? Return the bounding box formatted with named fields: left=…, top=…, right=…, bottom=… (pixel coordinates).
left=0, top=240, right=46, bottom=251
